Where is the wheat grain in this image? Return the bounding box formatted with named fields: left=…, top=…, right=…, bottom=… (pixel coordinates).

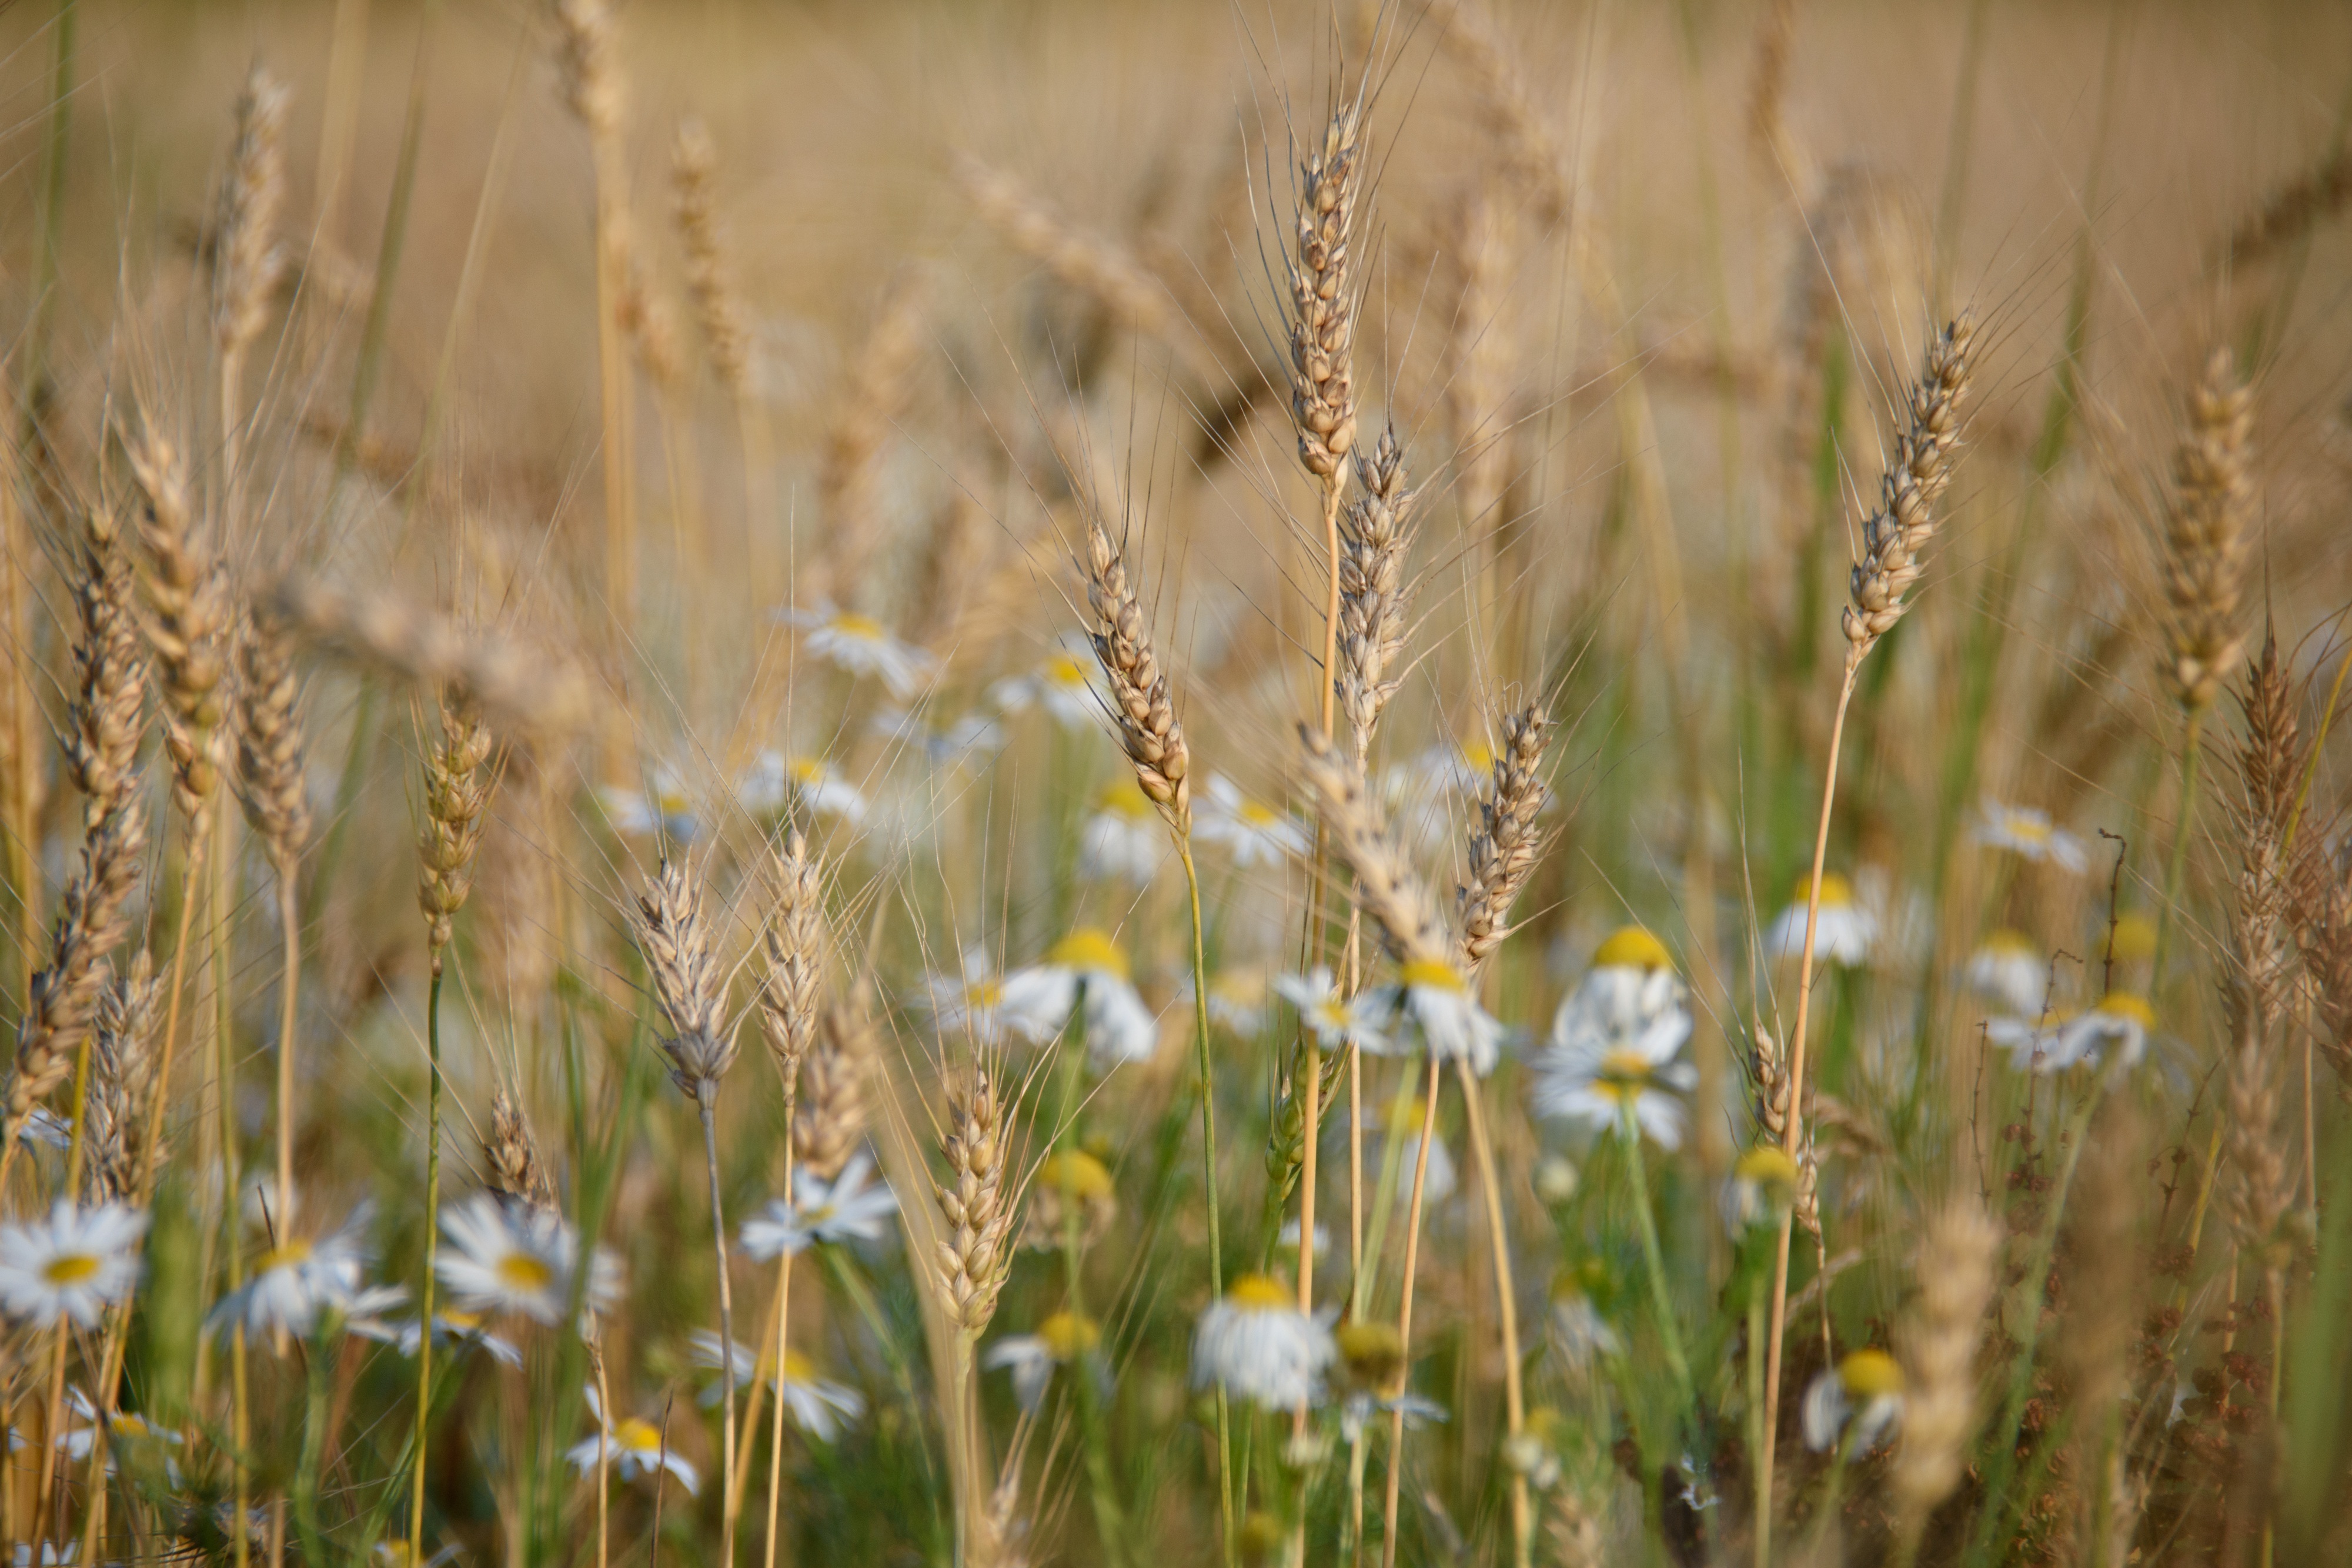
left=2159, top=349, right=2253, bottom=716
left=760, top=831, right=827, bottom=1081
left=633, top=855, right=737, bottom=1101
left=957, top=152, right=1183, bottom=351
left=1891, top=1197, right=1999, bottom=1525
left=2221, top=145, right=2352, bottom=268
left=129, top=430, right=232, bottom=818
left=2223, top=633, right=2299, bottom=1255
left=1284, top=103, right=1362, bottom=483
left=233, top=608, right=312, bottom=870
left=793, top=1004, right=873, bottom=1181
left=1083, top=516, right=1191, bottom=830
left=1334, top=426, right=1419, bottom=766
left=417, top=698, right=495, bottom=974
left=1841, top=312, right=1977, bottom=658
left=673, top=118, right=753, bottom=396
left=86, top=955, right=163, bottom=1206
left=1295, top=725, right=1447, bottom=969
left=270, top=573, right=589, bottom=732
left=486, top=1089, right=556, bottom=1212
left=934, top=1069, right=1017, bottom=1337
left=1456, top=702, right=1551, bottom=976
left=552, top=0, right=623, bottom=139
left=212, top=64, right=290, bottom=364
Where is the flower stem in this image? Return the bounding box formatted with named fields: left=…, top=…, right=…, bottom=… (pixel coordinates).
left=760, top=1090, right=798, bottom=1568
left=409, top=962, right=445, bottom=1554
left=1456, top=1059, right=1531, bottom=1568
left=701, top=1095, right=740, bottom=1568
left=1621, top=1115, right=1695, bottom=1413
left=1379, top=1054, right=1444, bottom=1568
left=1180, top=843, right=1236, bottom=1568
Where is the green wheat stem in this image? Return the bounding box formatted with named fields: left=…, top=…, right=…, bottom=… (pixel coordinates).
left=2153, top=710, right=2206, bottom=988
left=1620, top=1115, right=1695, bottom=1415
left=1179, top=842, right=1236, bottom=1568
left=409, top=962, right=445, bottom=1553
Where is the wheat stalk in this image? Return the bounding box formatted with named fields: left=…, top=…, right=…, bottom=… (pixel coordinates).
left=812, top=273, right=928, bottom=610
left=212, top=62, right=289, bottom=500
left=235, top=604, right=311, bottom=1238
left=1335, top=427, right=1419, bottom=767
left=1890, top=1199, right=1999, bottom=1549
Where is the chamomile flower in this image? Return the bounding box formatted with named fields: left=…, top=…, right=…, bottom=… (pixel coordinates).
left=1987, top=992, right=2156, bottom=1075
left=1765, top=872, right=1877, bottom=967
left=1198, top=969, right=1270, bottom=1035
left=1339, top=1388, right=1448, bottom=1444
left=741, top=751, right=868, bottom=824
left=1190, top=1273, right=1337, bottom=1409
left=739, top=1150, right=900, bottom=1260
left=984, top=1310, right=1102, bottom=1413
left=999, top=929, right=1161, bottom=1069
left=991, top=650, right=1102, bottom=728
left=0, top=1202, right=146, bottom=1328
left=2107, top=912, right=2158, bottom=969
left=1973, top=800, right=2090, bottom=872
left=919, top=947, right=1007, bottom=1044
left=1276, top=1218, right=1329, bottom=1260
left=1531, top=930, right=1698, bottom=1147
left=350, top=1305, right=524, bottom=1370
left=1023, top=1148, right=1119, bottom=1251
left=1080, top=777, right=1167, bottom=885
left=58, top=1388, right=183, bottom=1473
left=1966, top=930, right=2048, bottom=1018
left=1338, top=1096, right=1458, bottom=1203
left=687, top=1332, right=760, bottom=1405
left=1720, top=1146, right=1802, bottom=1232
left=598, top=768, right=696, bottom=842
left=435, top=1195, right=622, bottom=1325
left=870, top=708, right=1004, bottom=768
left=776, top=604, right=933, bottom=698
left=568, top=1384, right=699, bottom=1493
left=17, top=1108, right=71, bottom=1150
left=1196, top=775, right=1309, bottom=867
left=1361, top=959, right=1503, bottom=1075
left=1802, top=1348, right=1905, bottom=1455
left=1274, top=967, right=1388, bottom=1054
left=775, top=1350, right=866, bottom=1440
left=1549, top=1282, right=1622, bottom=1373
left=207, top=1205, right=373, bottom=1339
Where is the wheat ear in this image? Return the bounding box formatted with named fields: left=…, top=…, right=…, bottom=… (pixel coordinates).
left=1890, top=1199, right=2000, bottom=1550
left=236, top=606, right=311, bottom=1231
left=1457, top=702, right=1552, bottom=977
left=211, top=62, right=290, bottom=500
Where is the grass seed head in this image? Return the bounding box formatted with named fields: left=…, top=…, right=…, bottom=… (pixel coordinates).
left=418, top=699, right=495, bottom=972
left=211, top=62, right=290, bottom=359
left=1084, top=517, right=1191, bottom=830
left=1286, top=103, right=1362, bottom=482
left=934, top=1069, right=1017, bottom=1338
left=793, top=1003, right=873, bottom=1179
left=235, top=606, right=312, bottom=869
left=633, top=854, right=736, bottom=1101
left=2160, top=349, right=2254, bottom=716
left=1457, top=701, right=1552, bottom=975
left=672, top=117, right=751, bottom=395
left=1842, top=312, right=1976, bottom=658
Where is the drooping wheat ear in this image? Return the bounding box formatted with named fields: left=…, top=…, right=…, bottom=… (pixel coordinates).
left=792, top=1004, right=873, bottom=1181
left=956, top=151, right=1184, bottom=352
left=86, top=954, right=163, bottom=1205
left=486, top=1089, right=556, bottom=1212
left=1295, top=725, right=1448, bottom=969
left=1747, top=1026, right=1820, bottom=1236
left=417, top=698, right=495, bottom=975
left=760, top=831, right=828, bottom=1081
left=129, top=430, right=232, bottom=820
left=211, top=63, right=290, bottom=363
left=672, top=118, right=752, bottom=396
left=1890, top=1197, right=1999, bottom=1528
left=935, top=1069, right=1018, bottom=1337
left=233, top=607, right=311, bottom=871
left=271, top=573, right=590, bottom=732
left=551, top=0, right=623, bottom=140
left=2159, top=349, right=2253, bottom=716
left=1083, top=516, right=1192, bottom=831
left=1285, top=103, right=1362, bottom=483
left=1456, top=703, right=1552, bottom=976
left=62, top=507, right=149, bottom=825
left=1335, top=426, right=1419, bottom=766
left=814, top=272, right=927, bottom=608
left=2221, top=145, right=2351, bottom=268
left=1840, top=312, right=1977, bottom=662
left=2223, top=634, right=2300, bottom=1254
left=633, top=855, right=737, bottom=1102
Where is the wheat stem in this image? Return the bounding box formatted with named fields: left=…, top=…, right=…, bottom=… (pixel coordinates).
left=408, top=964, right=445, bottom=1553
left=1456, top=1058, right=1531, bottom=1568
left=1378, top=1054, right=1443, bottom=1568
left=1180, top=844, right=1237, bottom=1568
left=761, top=1088, right=798, bottom=1568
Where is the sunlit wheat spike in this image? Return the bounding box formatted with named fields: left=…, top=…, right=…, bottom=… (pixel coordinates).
left=633, top=854, right=737, bottom=1101
left=1083, top=516, right=1191, bottom=830
left=211, top=61, right=290, bottom=359
left=2223, top=633, right=2300, bottom=1255
left=551, top=0, right=623, bottom=138
left=793, top=1003, right=873, bottom=1181
left=1295, top=724, right=1447, bottom=969
left=1335, top=425, right=1419, bottom=765
left=672, top=117, right=752, bottom=395
left=1456, top=703, right=1551, bottom=976
left=814, top=272, right=928, bottom=607
left=2221, top=143, right=2352, bottom=268
left=1892, top=1198, right=1999, bottom=1523
left=1744, top=0, right=1802, bottom=183
left=760, top=830, right=828, bottom=1079
left=1428, top=0, right=1572, bottom=225
left=61, top=506, right=148, bottom=826
left=128, top=427, right=232, bottom=816
left=2159, top=349, right=2254, bottom=716
left=88, top=953, right=163, bottom=1205
left=956, top=150, right=1181, bottom=348
left=1840, top=311, right=1976, bottom=658
left=487, top=1089, right=556, bottom=1212
left=234, top=606, right=312, bottom=870
left=1285, top=101, right=1362, bottom=482
left=934, top=1069, right=1017, bottom=1337
left=619, top=252, right=687, bottom=392
left=417, top=697, right=495, bottom=973
left=1747, top=1026, right=1820, bottom=1235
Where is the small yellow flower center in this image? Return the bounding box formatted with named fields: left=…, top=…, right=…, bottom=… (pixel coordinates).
left=780, top=1350, right=818, bottom=1383
left=1311, top=999, right=1351, bottom=1032
left=1095, top=777, right=1154, bottom=818
left=441, top=1308, right=485, bottom=1332
left=829, top=612, right=887, bottom=641
left=1734, top=1146, right=1799, bottom=1188
left=1792, top=871, right=1856, bottom=908
left=1596, top=1048, right=1656, bottom=1096
left=1227, top=1273, right=1292, bottom=1312
left=1237, top=800, right=1279, bottom=827
left=1591, top=926, right=1673, bottom=973
left=41, top=1253, right=102, bottom=1286
left=1398, top=958, right=1465, bottom=994
left=1038, top=1310, right=1101, bottom=1359
left=2096, top=992, right=2156, bottom=1028
left=1979, top=928, right=2037, bottom=958
left=1047, top=928, right=1129, bottom=980
left=965, top=977, right=1004, bottom=1008
left=1385, top=1096, right=1429, bottom=1135
left=1045, top=655, right=1088, bottom=687
left=1839, top=1348, right=1904, bottom=1398
left=656, top=788, right=690, bottom=815
left=789, top=758, right=830, bottom=787
left=612, top=1417, right=664, bottom=1454
left=495, top=1252, right=555, bottom=1292
left=1039, top=1149, right=1114, bottom=1201
left=1460, top=743, right=1495, bottom=773
left=112, top=1414, right=152, bottom=1439
left=2109, top=914, right=2159, bottom=962
left=2002, top=811, right=2052, bottom=844
left=258, top=1241, right=314, bottom=1273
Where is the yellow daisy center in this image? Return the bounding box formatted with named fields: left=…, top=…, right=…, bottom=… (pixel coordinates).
left=495, top=1252, right=555, bottom=1292
left=1840, top=1348, right=1905, bottom=1398
left=781, top=1350, right=818, bottom=1383
left=2002, top=811, right=2051, bottom=844
left=1039, top=1149, right=1114, bottom=1201
left=258, top=1241, right=314, bottom=1273
left=112, top=1414, right=152, bottom=1439
left=1311, top=999, right=1351, bottom=1031
left=1385, top=1096, right=1429, bottom=1135
left=1596, top=1048, right=1657, bottom=1098
left=1047, top=928, right=1129, bottom=980
left=1045, top=654, right=1088, bottom=687
left=1591, top=926, right=1673, bottom=973
left=612, top=1417, right=664, bottom=1454
left=2109, top=914, right=2158, bottom=962
left=1038, top=1310, right=1101, bottom=1360
left=441, top=1308, right=486, bottom=1331
left=1398, top=958, right=1465, bottom=994
left=1793, top=871, right=1856, bottom=908
left=1734, top=1146, right=1799, bottom=1188
left=42, top=1253, right=102, bottom=1286
left=829, top=612, right=887, bottom=641
left=965, top=977, right=1003, bottom=1008
left=1460, top=743, right=1495, bottom=773
left=1227, top=1273, right=1292, bottom=1312
left=1095, top=777, right=1154, bottom=818
left=1979, top=928, right=2036, bottom=958
left=2096, top=992, right=2156, bottom=1028
left=1237, top=800, right=1279, bottom=827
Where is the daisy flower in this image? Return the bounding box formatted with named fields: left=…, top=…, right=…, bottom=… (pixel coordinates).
left=1276, top=1218, right=1329, bottom=1260
left=435, top=1195, right=622, bottom=1325
left=1802, top=1348, right=1905, bottom=1456
left=207, top=1205, right=372, bottom=1339
left=1531, top=930, right=1698, bottom=1146
left=870, top=708, right=1005, bottom=768
left=1023, top=1149, right=1119, bottom=1252
left=1190, top=1273, right=1337, bottom=1409
left=983, top=1310, right=1102, bottom=1413
left=1987, top=992, right=2155, bottom=1075
left=1410, top=739, right=1495, bottom=801
left=741, top=751, right=868, bottom=824
left=990, top=650, right=1101, bottom=728
left=999, top=929, right=1161, bottom=1069
left=568, top=1383, right=699, bottom=1493
left=598, top=767, right=697, bottom=842
left=776, top=604, right=933, bottom=698
left=1273, top=967, right=1388, bottom=1055
left=1339, top=1388, right=1447, bottom=1444
left=1201, top=969, right=1270, bottom=1036
left=1973, top=800, right=2090, bottom=873
left=1080, top=777, right=1167, bottom=885
left=739, top=1150, right=900, bottom=1261
left=1195, top=775, right=1309, bottom=868
left=776, top=1350, right=866, bottom=1440
left=350, top=1304, right=525, bottom=1370
left=1360, top=959, right=1502, bottom=1075
left=918, top=947, right=1007, bottom=1044
left=18, top=1108, right=71, bottom=1151
left=1720, top=1145, right=1802, bottom=1233
left=58, top=1388, right=183, bottom=1474
left=1337, top=1096, right=1458, bottom=1203
left=0, top=1202, right=146, bottom=1328
left=2107, top=912, right=2158, bottom=969
left=1966, top=929, right=2048, bottom=1018
left=1764, top=872, right=1877, bottom=967
left=1549, top=1281, right=1622, bottom=1374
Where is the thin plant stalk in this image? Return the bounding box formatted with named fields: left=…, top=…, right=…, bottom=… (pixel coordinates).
left=1619, top=1113, right=1695, bottom=1411
left=408, top=965, right=445, bottom=1553
left=1379, top=1054, right=1443, bottom=1568
left=699, top=1097, right=740, bottom=1568
left=760, top=1144, right=796, bottom=1568
left=217, top=848, right=252, bottom=1568
left=2153, top=712, right=2205, bottom=985
left=275, top=872, right=299, bottom=1256
left=1455, top=1059, right=1531, bottom=1568
left=1179, top=844, right=1236, bottom=1567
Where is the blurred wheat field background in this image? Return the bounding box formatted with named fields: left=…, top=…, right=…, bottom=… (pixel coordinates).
left=2, top=1, right=2352, bottom=1566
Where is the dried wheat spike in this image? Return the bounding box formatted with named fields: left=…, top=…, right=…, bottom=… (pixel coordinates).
left=86, top=954, right=163, bottom=1205
left=551, top=0, right=623, bottom=139
left=956, top=151, right=1178, bottom=345
left=760, top=831, right=828, bottom=1082
left=487, top=1089, right=556, bottom=1212
left=129, top=429, right=232, bottom=816
left=1456, top=703, right=1552, bottom=975
left=619, top=253, right=687, bottom=392
left=1429, top=0, right=1572, bottom=225
left=793, top=1004, right=872, bottom=1180
left=813, top=273, right=928, bottom=607
left=417, top=698, right=494, bottom=974
left=672, top=118, right=752, bottom=396
left=1285, top=103, right=1362, bottom=482
left=2223, top=634, right=2299, bottom=1255
left=1748, top=1025, right=1820, bottom=1235
left=2222, top=146, right=2352, bottom=268
left=633, top=855, right=736, bottom=1102
left=271, top=573, right=589, bottom=732
left=1295, top=725, right=1448, bottom=969
left=1335, top=427, right=1419, bottom=765
left=934, top=1069, right=1017, bottom=1336
left=235, top=606, right=312, bottom=870
left=1744, top=0, right=1800, bottom=182
left=61, top=507, right=148, bottom=825
left=2159, top=349, right=2254, bottom=715
left=1892, top=1198, right=1999, bottom=1523
left=2290, top=821, right=2352, bottom=1089
left=212, top=62, right=290, bottom=359
left=1842, top=313, right=1977, bottom=657
left=1445, top=184, right=1508, bottom=533
left=1083, top=517, right=1191, bottom=830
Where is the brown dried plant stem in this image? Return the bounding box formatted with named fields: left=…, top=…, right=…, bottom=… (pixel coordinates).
left=1379, top=1059, right=1444, bottom=1568
left=1455, top=1056, right=1531, bottom=1567
left=1178, top=842, right=1236, bottom=1566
